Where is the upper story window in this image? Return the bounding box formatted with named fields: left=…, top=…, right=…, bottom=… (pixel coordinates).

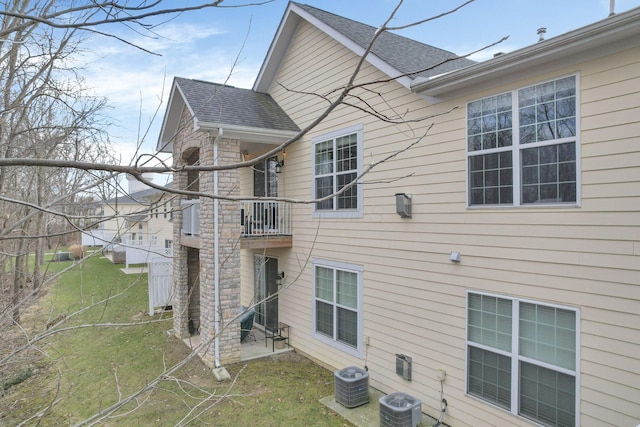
left=312, top=125, right=363, bottom=218
left=467, top=75, right=578, bottom=206
left=467, top=292, right=579, bottom=426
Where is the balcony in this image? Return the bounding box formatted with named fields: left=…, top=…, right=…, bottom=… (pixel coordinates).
left=179, top=199, right=292, bottom=249
left=180, top=199, right=201, bottom=248
left=240, top=200, right=292, bottom=249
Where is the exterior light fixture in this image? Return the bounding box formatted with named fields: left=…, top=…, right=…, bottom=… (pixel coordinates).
left=275, top=158, right=285, bottom=173
left=395, top=193, right=412, bottom=218
left=276, top=271, right=286, bottom=287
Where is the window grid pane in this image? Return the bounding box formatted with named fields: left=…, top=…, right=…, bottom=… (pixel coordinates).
left=336, top=134, right=357, bottom=172
left=468, top=346, right=512, bottom=409
left=314, top=264, right=359, bottom=350
left=521, top=142, right=576, bottom=204
left=520, top=362, right=576, bottom=427
left=519, top=302, right=576, bottom=370
left=316, top=300, right=333, bottom=337
left=315, top=176, right=334, bottom=210
left=468, top=294, right=512, bottom=351
left=468, top=93, right=513, bottom=152
left=315, top=266, right=334, bottom=302
left=336, top=270, right=357, bottom=308
left=314, top=132, right=359, bottom=211
left=314, top=140, right=333, bottom=175
left=336, top=172, right=357, bottom=209
left=518, top=78, right=576, bottom=145
left=467, top=293, right=577, bottom=426
left=469, top=152, right=513, bottom=205
left=467, top=76, right=577, bottom=207
left=337, top=307, right=357, bottom=347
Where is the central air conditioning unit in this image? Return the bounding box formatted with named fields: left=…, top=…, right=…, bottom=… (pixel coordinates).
left=334, top=366, right=369, bottom=408
left=379, top=392, right=422, bottom=427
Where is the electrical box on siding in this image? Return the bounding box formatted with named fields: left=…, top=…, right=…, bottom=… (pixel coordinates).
left=395, top=354, right=412, bottom=381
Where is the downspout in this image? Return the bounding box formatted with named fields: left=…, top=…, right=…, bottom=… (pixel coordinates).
left=213, top=128, right=222, bottom=367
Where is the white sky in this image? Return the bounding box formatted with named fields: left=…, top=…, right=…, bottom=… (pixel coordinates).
left=79, top=0, right=640, bottom=171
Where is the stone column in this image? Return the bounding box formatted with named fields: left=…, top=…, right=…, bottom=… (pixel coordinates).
left=199, top=137, right=241, bottom=367
left=216, top=139, right=241, bottom=365
left=171, top=167, right=189, bottom=338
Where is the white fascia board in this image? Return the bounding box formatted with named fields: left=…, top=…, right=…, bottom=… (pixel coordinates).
left=413, top=6, right=640, bottom=101
left=197, top=122, right=298, bottom=144
left=156, top=82, right=194, bottom=153
left=253, top=7, right=299, bottom=93
left=253, top=3, right=412, bottom=93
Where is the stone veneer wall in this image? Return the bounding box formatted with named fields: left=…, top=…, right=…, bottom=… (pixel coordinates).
left=198, top=137, right=241, bottom=367
left=171, top=103, right=241, bottom=367
left=171, top=162, right=189, bottom=339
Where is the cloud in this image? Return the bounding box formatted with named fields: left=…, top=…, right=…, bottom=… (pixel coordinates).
left=78, top=18, right=263, bottom=161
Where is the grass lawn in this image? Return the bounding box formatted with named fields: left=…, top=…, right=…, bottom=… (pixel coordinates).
left=0, top=254, right=353, bottom=426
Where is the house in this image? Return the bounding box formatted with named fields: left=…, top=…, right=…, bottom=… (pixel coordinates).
left=156, top=2, right=639, bottom=426
left=84, top=175, right=174, bottom=256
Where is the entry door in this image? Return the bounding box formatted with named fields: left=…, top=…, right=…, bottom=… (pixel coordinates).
left=253, top=158, right=279, bottom=231
left=254, top=157, right=278, bottom=198
left=253, top=255, right=279, bottom=329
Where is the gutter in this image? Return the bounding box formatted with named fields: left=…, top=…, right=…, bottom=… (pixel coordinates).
left=412, top=6, right=640, bottom=98
left=198, top=122, right=298, bottom=144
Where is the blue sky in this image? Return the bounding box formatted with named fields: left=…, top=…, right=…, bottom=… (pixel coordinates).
left=81, top=0, right=640, bottom=175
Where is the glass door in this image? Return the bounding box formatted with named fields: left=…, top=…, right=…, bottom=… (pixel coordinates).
left=253, top=158, right=279, bottom=232
left=253, top=255, right=279, bottom=328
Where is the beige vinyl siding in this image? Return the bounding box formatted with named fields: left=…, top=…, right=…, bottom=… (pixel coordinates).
left=239, top=166, right=253, bottom=308
left=258, top=17, right=639, bottom=427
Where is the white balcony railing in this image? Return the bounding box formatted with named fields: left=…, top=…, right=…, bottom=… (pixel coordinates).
left=240, top=200, right=292, bottom=237
left=181, top=199, right=200, bottom=236
left=181, top=199, right=292, bottom=239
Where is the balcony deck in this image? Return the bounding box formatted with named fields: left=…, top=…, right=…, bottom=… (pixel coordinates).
left=180, top=199, right=292, bottom=249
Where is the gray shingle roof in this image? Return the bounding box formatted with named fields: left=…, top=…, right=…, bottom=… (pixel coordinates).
left=294, top=3, right=475, bottom=79
left=175, top=77, right=299, bottom=131
left=105, top=184, right=170, bottom=205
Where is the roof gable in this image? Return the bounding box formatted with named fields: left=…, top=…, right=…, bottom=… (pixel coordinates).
left=253, top=2, right=474, bottom=92
left=157, top=78, right=299, bottom=152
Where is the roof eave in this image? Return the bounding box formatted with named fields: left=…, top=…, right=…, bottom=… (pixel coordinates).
left=413, top=6, right=640, bottom=100
left=197, top=122, right=299, bottom=144
left=156, top=80, right=197, bottom=153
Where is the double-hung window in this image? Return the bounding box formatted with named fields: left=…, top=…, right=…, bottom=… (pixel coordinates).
left=467, top=75, right=578, bottom=206
left=313, top=259, right=363, bottom=357
left=467, top=292, right=579, bottom=427
left=312, top=125, right=363, bottom=218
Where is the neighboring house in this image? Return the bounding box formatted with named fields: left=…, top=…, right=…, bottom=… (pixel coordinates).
left=86, top=175, right=174, bottom=252
left=156, top=3, right=639, bottom=426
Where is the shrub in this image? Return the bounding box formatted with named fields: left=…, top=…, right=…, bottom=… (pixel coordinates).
left=69, top=244, right=86, bottom=260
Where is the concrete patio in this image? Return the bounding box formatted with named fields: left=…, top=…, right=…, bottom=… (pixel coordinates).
left=182, top=326, right=293, bottom=362
left=320, top=387, right=442, bottom=427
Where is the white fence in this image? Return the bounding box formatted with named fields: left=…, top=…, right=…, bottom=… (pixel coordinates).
left=81, top=229, right=110, bottom=247
left=148, top=257, right=174, bottom=315
left=123, top=239, right=171, bottom=268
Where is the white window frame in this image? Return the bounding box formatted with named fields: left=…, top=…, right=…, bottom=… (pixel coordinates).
left=465, top=291, right=580, bottom=427
left=466, top=74, right=581, bottom=207
left=311, top=124, right=364, bottom=219
left=312, top=258, right=364, bottom=358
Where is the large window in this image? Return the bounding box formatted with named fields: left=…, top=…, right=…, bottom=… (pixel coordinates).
left=467, top=75, right=578, bottom=206
left=313, top=259, right=363, bottom=357
left=312, top=125, right=363, bottom=218
left=467, top=292, right=579, bottom=427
